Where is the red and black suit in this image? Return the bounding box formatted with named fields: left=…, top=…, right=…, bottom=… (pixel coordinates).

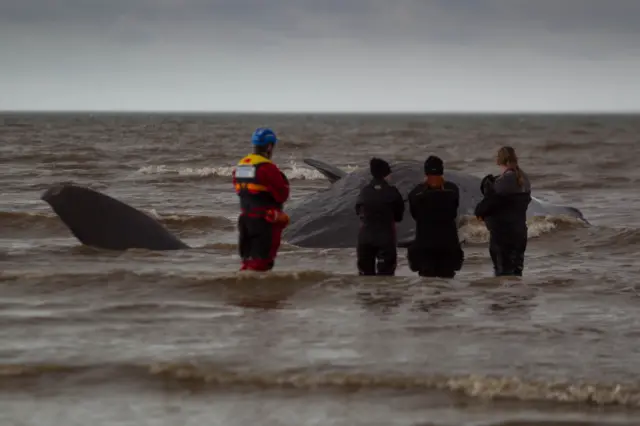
left=232, top=153, right=290, bottom=271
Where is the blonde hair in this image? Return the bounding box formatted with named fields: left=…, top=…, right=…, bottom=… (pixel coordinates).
left=496, top=146, right=524, bottom=188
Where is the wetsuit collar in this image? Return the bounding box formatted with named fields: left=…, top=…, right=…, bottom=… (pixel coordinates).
left=425, top=175, right=444, bottom=189
left=370, top=177, right=389, bottom=186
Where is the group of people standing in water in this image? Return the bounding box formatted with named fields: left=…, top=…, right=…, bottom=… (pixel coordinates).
left=232, top=127, right=532, bottom=277
left=355, top=147, right=531, bottom=278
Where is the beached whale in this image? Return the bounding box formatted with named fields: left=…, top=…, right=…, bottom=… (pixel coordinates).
left=40, top=158, right=588, bottom=251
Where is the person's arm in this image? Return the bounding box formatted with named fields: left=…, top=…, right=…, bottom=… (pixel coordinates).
left=447, top=183, right=460, bottom=220
left=355, top=188, right=365, bottom=216
left=257, top=163, right=290, bottom=204
left=393, top=187, right=405, bottom=222
left=407, top=186, right=420, bottom=220
left=474, top=194, right=505, bottom=219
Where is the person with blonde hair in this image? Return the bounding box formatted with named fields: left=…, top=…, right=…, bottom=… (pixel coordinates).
left=474, top=146, right=531, bottom=276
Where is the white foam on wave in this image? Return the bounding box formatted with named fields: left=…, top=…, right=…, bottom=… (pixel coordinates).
left=459, top=215, right=586, bottom=244
left=136, top=165, right=235, bottom=178
left=135, top=159, right=361, bottom=181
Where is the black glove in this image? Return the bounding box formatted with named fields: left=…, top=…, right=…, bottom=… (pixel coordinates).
left=480, top=174, right=496, bottom=196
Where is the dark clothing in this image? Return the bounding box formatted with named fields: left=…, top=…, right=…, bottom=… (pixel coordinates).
left=237, top=215, right=283, bottom=271
left=232, top=153, right=290, bottom=271
left=489, top=236, right=527, bottom=277
left=474, top=168, right=531, bottom=276
left=407, top=249, right=459, bottom=278
left=408, top=181, right=460, bottom=250
left=356, top=178, right=405, bottom=235
left=355, top=178, right=405, bottom=275
left=407, top=181, right=464, bottom=278
left=357, top=243, right=397, bottom=276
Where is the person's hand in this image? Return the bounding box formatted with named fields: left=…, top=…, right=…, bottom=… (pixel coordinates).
left=266, top=209, right=289, bottom=227
left=277, top=211, right=290, bottom=226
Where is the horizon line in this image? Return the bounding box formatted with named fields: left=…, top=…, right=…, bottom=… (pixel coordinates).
left=1, top=109, right=640, bottom=115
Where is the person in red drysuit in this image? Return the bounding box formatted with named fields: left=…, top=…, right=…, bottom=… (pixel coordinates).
left=232, top=127, right=290, bottom=271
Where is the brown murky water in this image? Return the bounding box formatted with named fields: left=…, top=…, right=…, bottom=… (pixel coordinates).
left=1, top=113, right=640, bottom=425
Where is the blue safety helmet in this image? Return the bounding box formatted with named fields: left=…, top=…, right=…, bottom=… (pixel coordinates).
left=251, top=127, right=278, bottom=146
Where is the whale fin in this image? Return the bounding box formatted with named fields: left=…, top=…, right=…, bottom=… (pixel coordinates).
left=303, top=158, right=348, bottom=183
left=531, top=196, right=591, bottom=225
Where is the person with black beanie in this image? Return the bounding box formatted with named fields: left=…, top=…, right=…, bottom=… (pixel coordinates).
left=406, top=155, right=464, bottom=278
left=354, top=157, right=405, bottom=276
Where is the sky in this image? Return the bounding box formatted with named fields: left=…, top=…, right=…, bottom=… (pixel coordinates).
left=2, top=0, right=640, bottom=112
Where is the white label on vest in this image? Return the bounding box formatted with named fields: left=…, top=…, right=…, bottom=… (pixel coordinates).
left=236, top=165, right=256, bottom=179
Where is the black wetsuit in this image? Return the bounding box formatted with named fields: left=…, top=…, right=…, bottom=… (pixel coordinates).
left=407, top=181, right=464, bottom=278
left=474, top=169, right=531, bottom=276
left=355, top=178, right=405, bottom=275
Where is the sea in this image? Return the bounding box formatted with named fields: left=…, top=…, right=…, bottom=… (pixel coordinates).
left=1, top=112, right=640, bottom=426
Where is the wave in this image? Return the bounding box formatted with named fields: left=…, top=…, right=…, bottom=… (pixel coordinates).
left=577, top=226, right=640, bottom=252
left=458, top=215, right=587, bottom=245
left=0, top=361, right=638, bottom=406
left=146, top=211, right=235, bottom=232
left=0, top=209, right=589, bottom=241
left=3, top=147, right=110, bottom=164
left=0, top=269, right=338, bottom=289
left=533, top=177, right=636, bottom=191
left=0, top=211, right=68, bottom=234
left=538, top=139, right=593, bottom=153
left=135, top=160, right=360, bottom=181
left=0, top=210, right=236, bottom=236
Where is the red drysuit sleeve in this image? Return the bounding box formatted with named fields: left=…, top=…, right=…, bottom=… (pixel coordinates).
left=256, top=162, right=290, bottom=204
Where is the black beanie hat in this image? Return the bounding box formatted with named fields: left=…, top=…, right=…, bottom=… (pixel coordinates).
left=370, top=157, right=392, bottom=179
left=424, top=155, right=444, bottom=176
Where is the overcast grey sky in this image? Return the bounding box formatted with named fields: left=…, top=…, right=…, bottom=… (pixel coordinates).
left=2, top=0, right=639, bottom=112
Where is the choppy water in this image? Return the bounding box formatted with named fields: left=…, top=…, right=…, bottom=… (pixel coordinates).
left=1, top=113, right=640, bottom=426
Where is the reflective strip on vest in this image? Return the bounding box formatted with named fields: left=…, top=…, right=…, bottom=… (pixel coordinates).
left=235, top=182, right=268, bottom=192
